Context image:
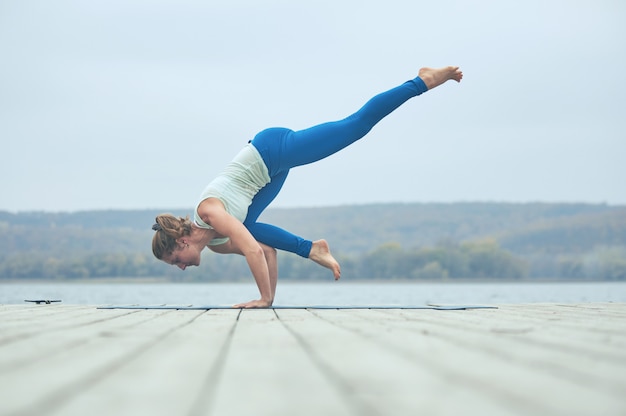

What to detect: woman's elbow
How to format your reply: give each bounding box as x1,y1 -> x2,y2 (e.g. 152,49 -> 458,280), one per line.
244,244 -> 265,259
261,244 -> 277,258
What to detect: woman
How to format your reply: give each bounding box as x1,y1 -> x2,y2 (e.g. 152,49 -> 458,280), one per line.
152,66 -> 463,308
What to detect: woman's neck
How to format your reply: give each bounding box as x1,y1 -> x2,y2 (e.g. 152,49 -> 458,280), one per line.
190,222 -> 217,247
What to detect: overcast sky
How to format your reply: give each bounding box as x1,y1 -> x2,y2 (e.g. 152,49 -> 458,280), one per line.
1,0 -> 625,213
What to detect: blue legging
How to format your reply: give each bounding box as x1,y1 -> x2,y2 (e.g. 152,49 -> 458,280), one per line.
244,76 -> 428,257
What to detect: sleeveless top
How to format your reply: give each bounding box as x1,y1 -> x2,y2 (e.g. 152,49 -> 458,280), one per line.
193,143 -> 271,246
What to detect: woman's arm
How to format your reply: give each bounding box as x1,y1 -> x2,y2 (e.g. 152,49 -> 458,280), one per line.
209,240 -> 278,306
260,244 -> 278,303
198,198 -> 274,308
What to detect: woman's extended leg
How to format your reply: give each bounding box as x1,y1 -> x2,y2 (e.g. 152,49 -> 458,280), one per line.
253,66 -> 462,176
254,77 -> 426,177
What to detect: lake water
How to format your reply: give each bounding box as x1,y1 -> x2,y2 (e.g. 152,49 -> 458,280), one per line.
2,281 -> 626,306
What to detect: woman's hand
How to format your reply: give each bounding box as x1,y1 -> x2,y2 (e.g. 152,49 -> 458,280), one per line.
233,298 -> 273,309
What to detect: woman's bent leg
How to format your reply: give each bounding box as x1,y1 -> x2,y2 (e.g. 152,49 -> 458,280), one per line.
243,169 -> 313,258
245,222 -> 312,258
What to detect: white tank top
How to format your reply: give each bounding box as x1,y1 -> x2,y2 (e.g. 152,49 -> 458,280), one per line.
194,143 -> 271,245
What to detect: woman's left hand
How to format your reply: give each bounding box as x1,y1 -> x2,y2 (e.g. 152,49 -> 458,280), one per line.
233,299 -> 273,309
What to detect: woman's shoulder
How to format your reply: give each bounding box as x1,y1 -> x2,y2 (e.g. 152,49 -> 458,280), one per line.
195,197 -> 227,226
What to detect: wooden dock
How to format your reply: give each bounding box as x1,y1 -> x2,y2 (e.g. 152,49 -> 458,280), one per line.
1,303 -> 625,416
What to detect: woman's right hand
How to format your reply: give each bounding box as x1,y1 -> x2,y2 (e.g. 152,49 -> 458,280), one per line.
233,298 -> 273,309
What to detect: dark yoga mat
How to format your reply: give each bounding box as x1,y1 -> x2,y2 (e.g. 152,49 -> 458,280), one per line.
97,304 -> 497,310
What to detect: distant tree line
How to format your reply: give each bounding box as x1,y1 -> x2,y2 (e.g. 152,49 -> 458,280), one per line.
1,203 -> 625,281
1,240 -> 624,281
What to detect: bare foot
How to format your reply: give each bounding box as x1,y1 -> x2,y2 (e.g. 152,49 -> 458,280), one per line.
418,66 -> 463,90
309,240 -> 341,280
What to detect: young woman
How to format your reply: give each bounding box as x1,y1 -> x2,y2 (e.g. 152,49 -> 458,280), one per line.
152,66 -> 463,308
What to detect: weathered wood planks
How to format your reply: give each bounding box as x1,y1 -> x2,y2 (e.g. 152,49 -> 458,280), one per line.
0,303 -> 624,416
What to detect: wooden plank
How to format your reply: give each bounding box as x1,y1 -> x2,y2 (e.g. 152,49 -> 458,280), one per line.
0,305 -> 96,330
416,305 -> 626,360
1,304 -> 624,416
1,309 -> 205,416
276,308 -> 524,416
208,309 -> 357,416
486,303 -> 626,333
0,308 -> 152,373
384,306 -> 626,392
0,304 -> 135,346
47,309 -> 240,416
309,307 -> 625,416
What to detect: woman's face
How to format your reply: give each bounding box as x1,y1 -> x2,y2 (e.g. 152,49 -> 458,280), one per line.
162,243 -> 201,270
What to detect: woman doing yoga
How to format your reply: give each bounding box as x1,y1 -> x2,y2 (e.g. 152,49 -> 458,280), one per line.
152,66 -> 463,308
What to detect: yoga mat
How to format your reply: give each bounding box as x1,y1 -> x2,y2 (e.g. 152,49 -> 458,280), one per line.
97,304 -> 497,310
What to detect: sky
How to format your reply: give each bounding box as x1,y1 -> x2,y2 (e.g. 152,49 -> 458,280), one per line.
1,0 -> 625,213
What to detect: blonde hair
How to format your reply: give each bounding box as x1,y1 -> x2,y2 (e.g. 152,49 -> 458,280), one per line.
151,214 -> 192,259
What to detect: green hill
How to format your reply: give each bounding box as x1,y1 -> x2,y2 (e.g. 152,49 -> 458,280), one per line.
1,203 -> 624,281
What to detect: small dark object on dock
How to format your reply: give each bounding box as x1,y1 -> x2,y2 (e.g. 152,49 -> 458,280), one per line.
24,300 -> 62,305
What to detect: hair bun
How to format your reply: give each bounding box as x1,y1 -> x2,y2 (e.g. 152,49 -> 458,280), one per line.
152,223 -> 163,231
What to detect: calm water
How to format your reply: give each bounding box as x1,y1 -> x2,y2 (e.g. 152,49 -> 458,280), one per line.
2,281 -> 626,306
